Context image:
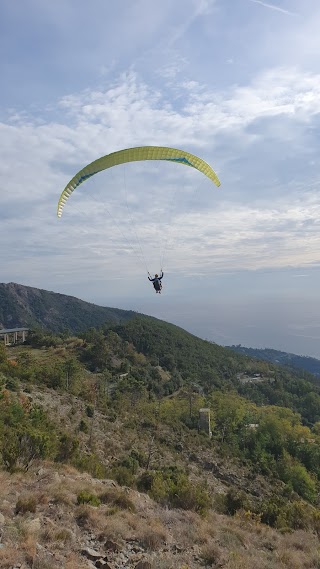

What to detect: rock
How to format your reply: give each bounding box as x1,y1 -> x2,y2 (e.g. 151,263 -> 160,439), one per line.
104,539 -> 120,552
135,561 -> 152,569
82,547 -> 104,560
0,513 -> 5,525
95,561 -> 112,569
130,554 -> 144,564
173,544 -> 183,553
131,545 -> 144,553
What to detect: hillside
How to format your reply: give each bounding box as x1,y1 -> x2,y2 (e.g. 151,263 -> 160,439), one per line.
0,282 -> 136,333
2,324 -> 319,569
3,460 -> 320,569
2,282 -> 320,426
2,332 -> 320,568
228,345 -> 320,378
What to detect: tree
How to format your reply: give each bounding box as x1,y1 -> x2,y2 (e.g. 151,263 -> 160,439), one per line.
63,356 -> 81,390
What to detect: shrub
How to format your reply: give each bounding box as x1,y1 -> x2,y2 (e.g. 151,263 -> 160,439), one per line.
98,488 -> 117,504
278,456 -> 317,503
86,405 -> 94,418
137,467 -> 210,514
77,491 -> 100,507
201,542 -> 224,566
5,378 -> 19,391
54,528 -> 73,542
260,496 -> 318,532
109,465 -> 135,487
99,488 -> 135,511
74,453 -> 106,479
130,449 -> 147,468
120,455 -> 139,474
137,471 -> 153,492
2,428 -> 53,473
79,419 -> 89,433
224,488 -> 249,516
140,526 -> 167,551
56,434 -> 79,462
113,492 -> 136,512
277,500 -> 314,531
15,495 -> 37,514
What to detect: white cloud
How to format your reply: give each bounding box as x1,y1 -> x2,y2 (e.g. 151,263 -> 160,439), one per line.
1,65 -> 320,292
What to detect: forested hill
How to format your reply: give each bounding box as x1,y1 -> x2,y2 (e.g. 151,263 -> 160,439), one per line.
228,345 -> 320,378
0,282 -> 136,333
111,315 -> 251,389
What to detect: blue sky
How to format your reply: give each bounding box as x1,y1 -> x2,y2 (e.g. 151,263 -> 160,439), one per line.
1,0 -> 320,357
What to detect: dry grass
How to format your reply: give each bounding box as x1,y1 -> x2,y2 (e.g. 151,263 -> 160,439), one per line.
15,494 -> 37,514
0,471 -> 11,499
49,485 -> 74,506
56,463 -> 79,476
277,548 -> 311,569
65,552 -> 91,568
0,545 -> 24,569
281,529 -> 318,552
226,549 -> 282,569
54,528 -> 74,543
21,534 -> 37,565
32,556 -> 59,569
113,492 -> 136,512
101,510 -> 138,541
41,525 -> 74,545
99,487 -> 136,511
138,519 -> 169,551
218,524 -> 248,550
98,487 -> 120,503
201,540 -> 226,566
75,504 -> 107,532
3,449 -> 320,569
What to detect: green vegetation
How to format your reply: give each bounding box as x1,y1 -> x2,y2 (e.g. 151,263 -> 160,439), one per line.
0,282 -> 135,333
229,344 -> 320,379
77,490 -> 101,507
137,466 -> 210,514
2,305 -> 320,534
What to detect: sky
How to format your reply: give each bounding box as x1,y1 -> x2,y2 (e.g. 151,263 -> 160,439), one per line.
1,0 -> 320,358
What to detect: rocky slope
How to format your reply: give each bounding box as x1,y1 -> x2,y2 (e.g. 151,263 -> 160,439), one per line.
1,461 -> 320,569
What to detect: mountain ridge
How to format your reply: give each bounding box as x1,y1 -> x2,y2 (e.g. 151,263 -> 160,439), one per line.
0,281 -> 136,333
228,344 -> 320,378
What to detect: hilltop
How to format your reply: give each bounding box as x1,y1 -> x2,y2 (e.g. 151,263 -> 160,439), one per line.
0,282 -> 136,333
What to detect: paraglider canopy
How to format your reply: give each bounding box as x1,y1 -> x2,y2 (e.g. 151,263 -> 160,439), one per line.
57,145 -> 221,217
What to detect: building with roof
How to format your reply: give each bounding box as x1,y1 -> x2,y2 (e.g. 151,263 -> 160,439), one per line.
0,327 -> 29,346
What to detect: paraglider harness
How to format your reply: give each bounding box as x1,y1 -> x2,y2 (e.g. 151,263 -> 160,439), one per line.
148,271 -> 163,293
